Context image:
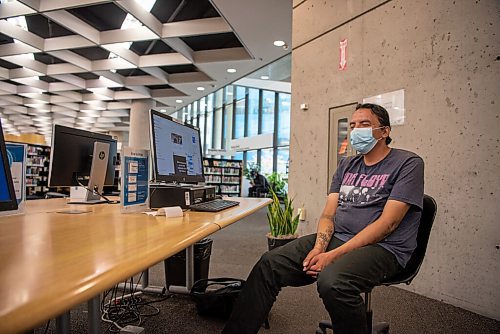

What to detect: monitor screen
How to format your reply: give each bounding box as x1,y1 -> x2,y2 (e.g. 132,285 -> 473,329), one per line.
150,110 -> 204,183
0,119 -> 18,211
48,125 -> 117,187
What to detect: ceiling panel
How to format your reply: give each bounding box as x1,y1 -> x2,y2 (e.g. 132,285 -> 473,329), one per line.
130,40 -> 175,56
150,0 -> 220,23
71,46 -> 111,61
68,3 -> 128,32
33,53 -> 66,65
180,32 -> 242,51
25,15 -> 74,38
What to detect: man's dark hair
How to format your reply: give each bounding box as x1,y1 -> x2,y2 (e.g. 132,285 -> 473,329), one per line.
356,103 -> 392,144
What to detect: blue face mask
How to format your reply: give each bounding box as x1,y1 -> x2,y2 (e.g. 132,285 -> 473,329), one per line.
349,127 -> 384,154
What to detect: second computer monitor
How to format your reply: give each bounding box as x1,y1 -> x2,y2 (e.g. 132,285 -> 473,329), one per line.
48,124 -> 117,188
149,110 -> 204,184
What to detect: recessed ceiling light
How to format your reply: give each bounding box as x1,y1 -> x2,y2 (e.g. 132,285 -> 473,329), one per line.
273,40 -> 285,47
176,99 -> 183,103
227,68 -> 237,73
196,87 -> 205,91
160,109 -> 166,112
260,75 -> 269,80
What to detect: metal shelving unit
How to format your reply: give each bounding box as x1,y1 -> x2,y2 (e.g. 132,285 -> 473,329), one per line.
202,158 -> 242,197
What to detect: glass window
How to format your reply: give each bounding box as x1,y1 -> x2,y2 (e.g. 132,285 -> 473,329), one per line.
276,147 -> 289,177
277,93 -> 291,146
233,151 -> 243,161
247,88 -> 259,137
215,89 -> 223,109
198,97 -> 206,148
245,150 -> 257,170
192,101 -> 198,127
261,91 -> 275,134
181,107 -> 186,122
234,99 -> 245,139
235,86 -> 246,101
179,83 -> 288,174
199,112 -> 206,149
186,104 -> 192,124
260,148 -> 273,175
223,104 -> 233,148
337,118 -> 349,163
207,93 -> 214,113
200,97 -> 206,113
225,85 -> 234,104
205,110 -> 213,152
213,107 -> 223,149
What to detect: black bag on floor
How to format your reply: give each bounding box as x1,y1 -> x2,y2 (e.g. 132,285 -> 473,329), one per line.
190,277 -> 245,319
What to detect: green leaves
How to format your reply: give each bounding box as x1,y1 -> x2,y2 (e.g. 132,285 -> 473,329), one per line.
267,188 -> 300,237
266,172 -> 286,197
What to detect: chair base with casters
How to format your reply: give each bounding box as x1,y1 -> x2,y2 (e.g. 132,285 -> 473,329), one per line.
317,320 -> 389,334
315,195 -> 437,334
315,291 -> 389,334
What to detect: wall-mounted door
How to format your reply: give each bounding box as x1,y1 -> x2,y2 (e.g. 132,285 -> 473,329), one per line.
327,103 -> 358,192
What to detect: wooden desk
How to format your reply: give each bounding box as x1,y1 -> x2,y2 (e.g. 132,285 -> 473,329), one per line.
0,197 -> 270,334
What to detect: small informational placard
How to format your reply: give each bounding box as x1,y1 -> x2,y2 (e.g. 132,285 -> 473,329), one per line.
4,143 -> 26,213
363,89 -> 405,125
230,133 -> 273,152
120,147 -> 149,213
207,148 -> 234,156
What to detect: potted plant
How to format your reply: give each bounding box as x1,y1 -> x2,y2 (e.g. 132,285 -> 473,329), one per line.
266,172 -> 287,199
266,188 -> 300,250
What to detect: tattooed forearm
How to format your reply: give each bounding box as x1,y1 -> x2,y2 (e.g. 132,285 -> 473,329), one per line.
315,225 -> 334,251
316,232 -> 329,250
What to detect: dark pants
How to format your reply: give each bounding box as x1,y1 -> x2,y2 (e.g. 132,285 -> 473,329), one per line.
222,234 -> 402,334
248,186 -> 267,198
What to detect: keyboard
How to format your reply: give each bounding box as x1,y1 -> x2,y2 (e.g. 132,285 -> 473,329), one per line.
189,199 -> 240,212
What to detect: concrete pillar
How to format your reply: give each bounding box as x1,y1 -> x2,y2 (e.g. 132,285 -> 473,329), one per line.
109,131 -> 128,151
129,99 -> 153,150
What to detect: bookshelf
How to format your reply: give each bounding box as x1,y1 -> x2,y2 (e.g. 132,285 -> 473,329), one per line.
203,158 -> 242,197
26,144 -> 51,199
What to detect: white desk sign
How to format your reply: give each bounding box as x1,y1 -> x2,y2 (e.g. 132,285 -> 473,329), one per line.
363,89 -> 405,125
207,148 -> 234,156
230,133 -> 274,152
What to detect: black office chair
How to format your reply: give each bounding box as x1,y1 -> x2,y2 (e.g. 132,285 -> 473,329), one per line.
316,194 -> 437,334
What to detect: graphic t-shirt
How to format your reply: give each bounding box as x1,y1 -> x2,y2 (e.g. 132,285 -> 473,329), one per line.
329,149 -> 424,267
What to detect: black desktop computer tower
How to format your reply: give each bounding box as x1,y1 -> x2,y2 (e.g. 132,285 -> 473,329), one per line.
149,183 -> 216,209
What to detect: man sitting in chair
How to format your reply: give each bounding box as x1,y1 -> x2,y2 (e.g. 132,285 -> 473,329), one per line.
223,103 -> 424,334
248,170 -> 270,197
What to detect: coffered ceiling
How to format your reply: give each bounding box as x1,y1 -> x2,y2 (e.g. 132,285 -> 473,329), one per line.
0,0 -> 291,140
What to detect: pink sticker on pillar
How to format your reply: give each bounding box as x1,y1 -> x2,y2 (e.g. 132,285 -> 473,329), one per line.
339,39 -> 348,70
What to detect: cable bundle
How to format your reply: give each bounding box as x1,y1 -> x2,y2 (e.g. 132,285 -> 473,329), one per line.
101,275 -> 171,333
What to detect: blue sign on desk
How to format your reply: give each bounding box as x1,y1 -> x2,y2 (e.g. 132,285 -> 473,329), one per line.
6,143 -> 26,206
120,147 -> 149,213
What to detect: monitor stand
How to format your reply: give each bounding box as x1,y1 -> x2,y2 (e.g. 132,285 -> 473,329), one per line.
68,142 -> 110,205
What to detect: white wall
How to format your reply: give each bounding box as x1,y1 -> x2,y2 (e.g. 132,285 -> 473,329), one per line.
290,0 -> 499,320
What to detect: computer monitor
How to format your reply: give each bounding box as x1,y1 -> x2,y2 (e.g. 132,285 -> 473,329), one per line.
0,119 -> 18,212
48,125 -> 117,203
149,110 -> 204,184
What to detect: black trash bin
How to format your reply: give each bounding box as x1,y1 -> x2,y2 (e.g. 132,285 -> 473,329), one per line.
164,238 -> 213,288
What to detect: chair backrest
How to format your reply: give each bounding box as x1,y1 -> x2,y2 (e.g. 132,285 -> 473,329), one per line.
382,194 -> 437,285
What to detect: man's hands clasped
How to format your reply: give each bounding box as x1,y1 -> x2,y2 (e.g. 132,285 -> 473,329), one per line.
302,248 -> 341,278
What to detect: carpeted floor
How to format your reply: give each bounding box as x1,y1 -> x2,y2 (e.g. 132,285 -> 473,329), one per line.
33,207 -> 499,333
